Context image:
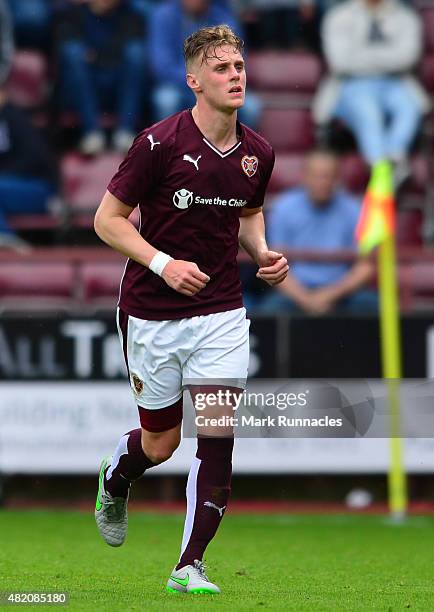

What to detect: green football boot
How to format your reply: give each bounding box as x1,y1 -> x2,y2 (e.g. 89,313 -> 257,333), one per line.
167,560 -> 220,594
95,456 -> 129,547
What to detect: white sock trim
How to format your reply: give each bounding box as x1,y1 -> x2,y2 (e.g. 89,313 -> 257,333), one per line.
179,456 -> 201,558
106,434 -> 129,480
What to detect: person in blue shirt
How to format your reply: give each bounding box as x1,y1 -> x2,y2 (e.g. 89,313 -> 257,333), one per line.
56,0 -> 146,155
260,149 -> 377,315
149,0 -> 262,127
0,88 -> 58,250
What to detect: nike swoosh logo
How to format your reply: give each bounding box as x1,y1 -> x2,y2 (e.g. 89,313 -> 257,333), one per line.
170,574 -> 189,587
95,458 -> 107,511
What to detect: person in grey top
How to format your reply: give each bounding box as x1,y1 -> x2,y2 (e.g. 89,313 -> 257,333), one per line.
313,0 -> 430,185
0,0 -> 13,86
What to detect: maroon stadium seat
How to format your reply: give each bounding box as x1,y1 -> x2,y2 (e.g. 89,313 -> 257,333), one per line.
421,9 -> 434,53
62,153 -> 124,211
58,111 -> 117,130
420,54 -> 434,93
80,262 -> 125,307
396,209 -> 422,246
8,214 -> 62,232
401,261 -> 434,311
259,109 -> 314,152
405,155 -> 429,196
338,154 -> 427,197
62,153 -> 124,226
340,155 -> 369,193
269,153 -> 371,196
0,263 -> 75,309
6,51 -> 48,108
398,263 -> 413,312
248,51 -> 322,93
268,153 -> 304,193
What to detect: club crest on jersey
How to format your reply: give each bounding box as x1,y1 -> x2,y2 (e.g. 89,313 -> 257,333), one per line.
131,374 -> 144,395
241,155 -> 258,177
173,189 -> 194,210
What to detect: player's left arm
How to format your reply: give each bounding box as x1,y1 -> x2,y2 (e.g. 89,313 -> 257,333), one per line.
238,207 -> 288,286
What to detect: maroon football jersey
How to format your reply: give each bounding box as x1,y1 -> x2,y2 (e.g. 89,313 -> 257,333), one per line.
107,110 -> 275,320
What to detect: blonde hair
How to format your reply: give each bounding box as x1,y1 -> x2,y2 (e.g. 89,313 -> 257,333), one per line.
184,24 -> 244,70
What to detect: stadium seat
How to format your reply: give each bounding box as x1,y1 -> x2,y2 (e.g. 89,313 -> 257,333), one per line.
396,209 -> 422,246
259,109 -> 314,152
420,54 -> 434,93
338,154 -> 427,197
61,153 -> 124,227
58,111 -> 117,130
398,263 -> 413,312
339,155 -> 369,193
6,51 -> 48,108
268,153 -> 304,193
248,51 -> 322,93
80,262 -> 125,305
400,261 -> 434,311
421,8 -> 434,53
268,153 -> 371,196
0,263 -> 75,309
405,155 -> 429,196
7,213 -> 62,232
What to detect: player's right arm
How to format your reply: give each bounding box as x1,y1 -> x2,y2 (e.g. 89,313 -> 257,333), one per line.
94,191 -> 209,296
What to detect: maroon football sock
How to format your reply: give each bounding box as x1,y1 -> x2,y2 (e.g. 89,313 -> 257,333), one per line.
177,437 -> 234,569
104,428 -> 156,498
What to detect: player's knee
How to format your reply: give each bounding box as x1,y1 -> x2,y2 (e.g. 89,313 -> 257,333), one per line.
138,400 -> 182,463
143,442 -> 178,465
147,450 -> 172,464
141,429 -> 181,464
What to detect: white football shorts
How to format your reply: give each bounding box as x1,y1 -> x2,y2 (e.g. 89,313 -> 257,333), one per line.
117,307 -> 250,410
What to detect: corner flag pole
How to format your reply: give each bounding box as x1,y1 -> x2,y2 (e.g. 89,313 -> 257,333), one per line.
378,234 -> 407,518
356,160 -> 407,518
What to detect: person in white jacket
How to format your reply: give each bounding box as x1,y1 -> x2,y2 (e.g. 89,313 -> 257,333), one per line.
313,0 -> 430,184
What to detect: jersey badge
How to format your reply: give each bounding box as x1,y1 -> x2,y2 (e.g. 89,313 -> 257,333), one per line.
131,374 -> 144,395
241,155 -> 258,177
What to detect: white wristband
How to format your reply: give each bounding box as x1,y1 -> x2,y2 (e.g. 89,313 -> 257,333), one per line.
149,251 -> 173,276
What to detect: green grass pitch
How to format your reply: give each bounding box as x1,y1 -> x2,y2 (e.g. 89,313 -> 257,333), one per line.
0,510 -> 433,611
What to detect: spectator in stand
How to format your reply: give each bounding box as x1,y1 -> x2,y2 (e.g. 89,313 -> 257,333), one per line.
0,0 -> 13,85
313,0 -> 430,187
56,0 -> 146,155
232,0 -> 322,51
259,150 -> 377,315
0,88 -> 58,250
127,0 -> 153,21
149,0 -> 262,127
6,1 -> 52,50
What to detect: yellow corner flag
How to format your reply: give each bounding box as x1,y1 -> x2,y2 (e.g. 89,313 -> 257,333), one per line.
355,160 -> 407,519
355,160 -> 395,255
